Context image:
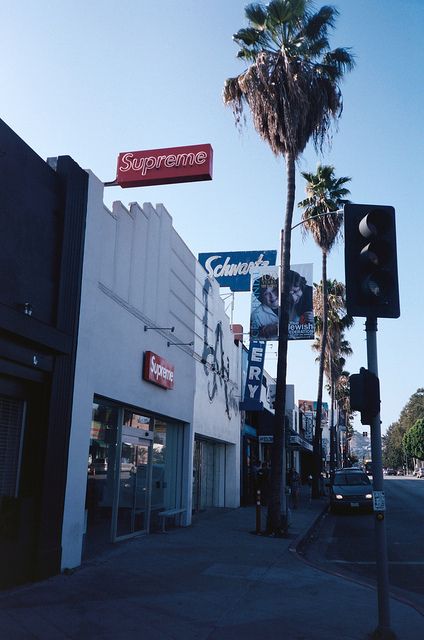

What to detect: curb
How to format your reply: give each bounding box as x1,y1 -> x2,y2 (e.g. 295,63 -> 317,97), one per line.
290,503 -> 424,619
288,499 -> 329,555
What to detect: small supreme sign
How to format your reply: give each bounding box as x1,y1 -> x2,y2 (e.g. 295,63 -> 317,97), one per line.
143,351 -> 175,390
116,143 -> 213,188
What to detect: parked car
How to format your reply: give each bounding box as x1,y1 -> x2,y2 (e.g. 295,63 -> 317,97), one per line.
416,468 -> 424,479
385,468 -> 396,476
329,470 -> 373,513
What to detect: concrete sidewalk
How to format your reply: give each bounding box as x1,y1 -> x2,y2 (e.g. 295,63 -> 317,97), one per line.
0,490 -> 422,639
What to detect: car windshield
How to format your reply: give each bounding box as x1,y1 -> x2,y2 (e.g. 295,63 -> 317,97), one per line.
334,472 -> 370,486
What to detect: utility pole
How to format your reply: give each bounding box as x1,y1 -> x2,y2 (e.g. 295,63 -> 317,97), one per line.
366,318 -> 396,640
344,203 -> 400,639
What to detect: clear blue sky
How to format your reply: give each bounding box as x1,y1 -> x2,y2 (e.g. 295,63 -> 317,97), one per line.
2,0 -> 423,433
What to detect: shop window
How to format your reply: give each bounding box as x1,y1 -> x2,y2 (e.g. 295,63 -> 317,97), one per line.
123,410 -> 152,433
86,402 -> 119,533
150,418 -> 184,528
85,399 -> 184,547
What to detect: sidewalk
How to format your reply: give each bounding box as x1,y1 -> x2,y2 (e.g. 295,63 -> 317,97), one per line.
0,489 -> 422,639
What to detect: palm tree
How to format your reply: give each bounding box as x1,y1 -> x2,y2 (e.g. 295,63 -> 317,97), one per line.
313,279 -> 353,476
298,165 -> 351,496
334,369 -> 354,465
223,1 -> 354,533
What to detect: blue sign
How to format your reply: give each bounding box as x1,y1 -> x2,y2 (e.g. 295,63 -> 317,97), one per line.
240,340 -> 266,411
198,250 -> 277,292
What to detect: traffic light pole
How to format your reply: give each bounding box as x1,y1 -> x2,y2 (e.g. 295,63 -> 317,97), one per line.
366,317 -> 396,640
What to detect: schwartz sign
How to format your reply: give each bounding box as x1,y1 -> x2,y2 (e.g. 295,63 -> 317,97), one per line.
116,143 -> 213,188
198,250 -> 277,292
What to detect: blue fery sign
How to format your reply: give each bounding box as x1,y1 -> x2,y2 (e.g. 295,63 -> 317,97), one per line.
198,250 -> 277,292
240,340 -> 266,411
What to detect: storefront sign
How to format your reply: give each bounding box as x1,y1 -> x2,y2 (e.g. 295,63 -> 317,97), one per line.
143,351 -> 175,390
116,143 -> 213,188
240,340 -> 266,411
259,435 -> 273,443
198,250 -> 277,292
289,434 -> 313,452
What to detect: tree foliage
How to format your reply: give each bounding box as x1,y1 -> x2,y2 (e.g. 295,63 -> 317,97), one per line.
224,2 -> 355,157
382,389 -> 424,468
312,278 -> 353,469
403,418 -> 424,461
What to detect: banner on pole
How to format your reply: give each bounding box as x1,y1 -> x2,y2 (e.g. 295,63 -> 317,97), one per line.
240,340 -> 266,411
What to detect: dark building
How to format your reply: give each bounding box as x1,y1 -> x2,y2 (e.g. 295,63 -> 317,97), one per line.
0,120 -> 88,588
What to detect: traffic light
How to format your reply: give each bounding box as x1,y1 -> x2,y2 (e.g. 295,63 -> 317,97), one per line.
350,367 -> 380,425
344,204 -> 400,318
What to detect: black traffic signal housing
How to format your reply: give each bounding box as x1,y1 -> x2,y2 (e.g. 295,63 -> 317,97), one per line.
350,367 -> 380,425
344,204 -> 400,318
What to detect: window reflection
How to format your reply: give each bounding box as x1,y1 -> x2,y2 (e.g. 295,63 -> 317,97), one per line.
123,410 -> 152,431
85,400 -> 184,552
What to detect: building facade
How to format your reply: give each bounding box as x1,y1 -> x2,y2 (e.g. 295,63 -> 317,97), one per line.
0,120 -> 88,588
61,172 -> 241,570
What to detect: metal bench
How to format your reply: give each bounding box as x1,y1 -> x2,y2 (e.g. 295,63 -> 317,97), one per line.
157,508 -> 186,532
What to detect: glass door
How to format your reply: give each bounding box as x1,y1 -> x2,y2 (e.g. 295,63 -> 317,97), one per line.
115,429 -> 152,540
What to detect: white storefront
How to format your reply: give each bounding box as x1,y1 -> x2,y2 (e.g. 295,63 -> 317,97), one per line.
61,172 -> 241,570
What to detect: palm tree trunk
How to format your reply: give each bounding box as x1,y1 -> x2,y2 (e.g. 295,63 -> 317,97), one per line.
267,151 -> 295,534
312,251 -> 328,498
330,379 -> 336,474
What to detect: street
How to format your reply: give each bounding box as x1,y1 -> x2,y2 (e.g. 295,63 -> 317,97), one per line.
302,476 -> 424,614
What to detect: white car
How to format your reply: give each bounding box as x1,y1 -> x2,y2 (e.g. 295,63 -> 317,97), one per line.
416,468 -> 424,478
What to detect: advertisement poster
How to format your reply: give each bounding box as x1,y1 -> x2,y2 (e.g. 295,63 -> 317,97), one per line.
249,263 -> 314,341
288,263 -> 314,340
250,266 -> 279,341
298,400 -> 329,425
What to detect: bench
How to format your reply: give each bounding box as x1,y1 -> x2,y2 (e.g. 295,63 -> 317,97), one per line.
157,508 -> 186,532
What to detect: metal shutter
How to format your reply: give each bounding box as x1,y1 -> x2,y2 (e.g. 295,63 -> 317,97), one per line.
0,395 -> 26,497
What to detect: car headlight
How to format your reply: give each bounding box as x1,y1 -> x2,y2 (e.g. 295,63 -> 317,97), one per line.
365,493 -> 373,499
335,494 -> 344,500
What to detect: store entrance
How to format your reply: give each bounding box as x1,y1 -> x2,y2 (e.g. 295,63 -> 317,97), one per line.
0,376 -> 49,588
115,430 -> 152,539
192,437 -> 225,512
85,399 -> 185,558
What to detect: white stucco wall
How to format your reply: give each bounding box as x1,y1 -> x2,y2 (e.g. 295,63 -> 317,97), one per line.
62,171 -> 242,569
62,173 -> 198,568
193,262 -> 242,508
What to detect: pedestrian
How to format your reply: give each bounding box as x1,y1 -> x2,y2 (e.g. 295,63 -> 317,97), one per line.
288,467 -> 301,509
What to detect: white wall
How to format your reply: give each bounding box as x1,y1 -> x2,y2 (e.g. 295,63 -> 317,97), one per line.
62,173 -> 197,569
62,171 -> 242,568
192,262 -> 242,508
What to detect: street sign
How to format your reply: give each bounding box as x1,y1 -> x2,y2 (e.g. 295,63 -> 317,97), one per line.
373,490 -> 386,512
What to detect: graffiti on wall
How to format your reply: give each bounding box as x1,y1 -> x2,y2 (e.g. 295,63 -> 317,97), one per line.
201,279 -> 238,418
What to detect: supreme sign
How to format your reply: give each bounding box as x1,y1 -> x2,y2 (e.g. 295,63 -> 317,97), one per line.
116,143 -> 213,188
143,351 -> 175,390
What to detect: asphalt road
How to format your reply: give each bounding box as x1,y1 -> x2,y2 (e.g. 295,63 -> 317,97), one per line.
302,476 -> 424,614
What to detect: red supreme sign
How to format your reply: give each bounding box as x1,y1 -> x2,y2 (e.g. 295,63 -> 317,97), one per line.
116,143 -> 213,188
143,351 -> 175,390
